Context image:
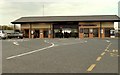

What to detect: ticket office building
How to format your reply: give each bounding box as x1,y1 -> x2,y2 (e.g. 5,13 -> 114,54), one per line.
11,15 -> 120,38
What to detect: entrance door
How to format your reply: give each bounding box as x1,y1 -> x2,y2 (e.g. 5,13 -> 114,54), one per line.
54,28 -> 78,38
62,28 -> 71,38
43,30 -> 48,38
34,30 -> 40,38
84,28 -> 89,38
105,28 -> 110,37
93,28 -> 98,37
24,29 -> 29,38
53,22 -> 79,38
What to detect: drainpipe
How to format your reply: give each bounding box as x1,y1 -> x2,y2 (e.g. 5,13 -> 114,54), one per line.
30,23 -> 32,38
14,24 -> 15,33
100,22 -> 102,38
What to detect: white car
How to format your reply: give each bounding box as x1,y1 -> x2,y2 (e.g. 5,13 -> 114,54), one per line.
0,30 -> 8,39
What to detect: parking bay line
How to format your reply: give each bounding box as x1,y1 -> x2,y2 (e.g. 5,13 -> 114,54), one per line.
6,43 -> 55,60
13,42 -> 19,46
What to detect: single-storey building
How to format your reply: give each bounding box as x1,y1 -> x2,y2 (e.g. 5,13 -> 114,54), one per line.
11,15 -> 120,38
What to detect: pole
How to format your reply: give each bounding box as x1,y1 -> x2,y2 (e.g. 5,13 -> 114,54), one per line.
100,22 -> 102,38
43,1 -> 44,16
14,24 -> 15,32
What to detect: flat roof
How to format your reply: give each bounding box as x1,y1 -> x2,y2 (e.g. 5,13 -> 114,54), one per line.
11,15 -> 120,24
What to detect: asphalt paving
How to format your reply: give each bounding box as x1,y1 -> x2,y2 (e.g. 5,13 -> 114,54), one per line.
1,38 -> 119,73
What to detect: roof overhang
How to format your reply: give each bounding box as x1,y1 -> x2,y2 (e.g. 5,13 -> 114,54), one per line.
11,15 -> 120,24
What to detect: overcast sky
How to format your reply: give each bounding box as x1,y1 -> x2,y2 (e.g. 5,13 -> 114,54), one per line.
0,0 -> 120,26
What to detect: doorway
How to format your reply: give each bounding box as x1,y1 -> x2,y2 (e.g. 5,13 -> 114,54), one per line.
84,28 -> 89,38
43,30 -> 48,38
105,28 -> 110,37
34,29 -> 40,38
24,29 -> 29,38
93,28 -> 98,37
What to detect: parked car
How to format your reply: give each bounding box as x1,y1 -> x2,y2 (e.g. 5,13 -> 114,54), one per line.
7,32 -> 23,39
0,30 -> 8,39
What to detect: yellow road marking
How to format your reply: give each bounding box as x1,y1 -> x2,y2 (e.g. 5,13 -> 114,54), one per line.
101,52 -> 105,56
107,43 -> 112,48
112,50 -> 115,52
96,57 -> 102,61
110,54 -> 114,57
105,49 -> 108,51
115,50 -> 118,52
106,47 -> 109,49
87,64 -> 96,72
87,43 -> 112,72
105,49 -> 109,52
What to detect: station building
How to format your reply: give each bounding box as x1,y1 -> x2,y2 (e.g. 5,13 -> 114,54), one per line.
11,15 -> 120,39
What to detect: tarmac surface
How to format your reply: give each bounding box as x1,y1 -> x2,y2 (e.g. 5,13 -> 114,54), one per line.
1,38 -> 119,73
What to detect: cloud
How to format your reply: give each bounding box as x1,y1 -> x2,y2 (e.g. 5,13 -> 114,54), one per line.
0,0 -> 119,25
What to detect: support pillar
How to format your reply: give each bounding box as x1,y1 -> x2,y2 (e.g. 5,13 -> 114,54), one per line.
29,23 -> 32,38
101,28 -> 105,38
89,33 -> 93,38
98,28 -> 100,38
89,28 -> 93,38
40,30 -> 44,38
79,33 -> 84,38
79,27 -> 84,38
29,29 -> 31,38
31,30 -> 34,39
48,29 -> 53,38
14,24 -> 16,32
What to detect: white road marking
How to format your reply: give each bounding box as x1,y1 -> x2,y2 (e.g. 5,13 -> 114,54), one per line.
8,39 -> 29,42
44,40 -> 86,46
7,39 -> 86,60
62,42 -> 84,45
13,42 -> 19,45
44,40 -> 47,42
106,40 -> 110,43
6,43 -> 55,60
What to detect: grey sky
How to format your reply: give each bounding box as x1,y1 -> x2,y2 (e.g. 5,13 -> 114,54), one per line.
0,0 -> 119,25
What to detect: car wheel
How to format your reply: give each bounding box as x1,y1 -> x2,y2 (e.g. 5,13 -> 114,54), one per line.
17,36 -> 20,39
21,37 -> 23,39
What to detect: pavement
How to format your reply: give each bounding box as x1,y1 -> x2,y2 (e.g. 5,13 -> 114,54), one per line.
1,38 -> 119,73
